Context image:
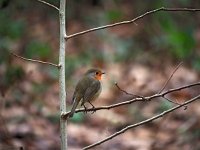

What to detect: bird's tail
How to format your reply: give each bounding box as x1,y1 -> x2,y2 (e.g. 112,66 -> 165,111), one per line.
69,98 -> 79,118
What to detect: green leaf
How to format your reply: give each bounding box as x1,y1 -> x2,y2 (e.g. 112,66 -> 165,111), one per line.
168,31 -> 195,58
25,41 -> 52,58
47,114 -> 60,124
0,13 -> 25,39
158,13 -> 176,33
69,113 -> 85,123
8,20 -> 25,39
5,66 -> 24,84
0,49 -> 9,63
33,83 -> 48,94
46,67 -> 59,79
156,100 -> 173,113
106,9 -> 123,21
192,57 -> 200,71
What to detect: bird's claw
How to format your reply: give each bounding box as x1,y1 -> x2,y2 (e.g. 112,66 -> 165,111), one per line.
91,105 -> 96,114
83,105 -> 88,114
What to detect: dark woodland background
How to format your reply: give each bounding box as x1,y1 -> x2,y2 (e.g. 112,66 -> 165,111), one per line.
0,0 -> 200,150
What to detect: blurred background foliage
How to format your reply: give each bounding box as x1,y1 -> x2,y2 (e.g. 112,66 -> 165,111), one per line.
0,0 -> 200,74
0,0 -> 200,149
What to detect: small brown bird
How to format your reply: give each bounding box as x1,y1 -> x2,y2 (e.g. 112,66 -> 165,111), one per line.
69,68 -> 105,117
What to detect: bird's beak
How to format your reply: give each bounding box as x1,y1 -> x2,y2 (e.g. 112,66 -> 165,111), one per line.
102,72 -> 105,75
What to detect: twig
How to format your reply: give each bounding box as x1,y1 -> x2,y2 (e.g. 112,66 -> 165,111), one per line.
162,82 -> 199,95
115,82 -> 144,99
116,80 -> 187,109
83,95 -> 200,150
162,96 -> 187,110
162,96 -> 181,105
36,0 -> 59,11
158,62 -> 183,94
62,82 -> 200,119
66,7 -> 200,39
115,79 -> 185,107
11,52 -> 60,68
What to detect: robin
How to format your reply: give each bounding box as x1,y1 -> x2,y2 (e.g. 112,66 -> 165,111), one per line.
69,68 -> 105,117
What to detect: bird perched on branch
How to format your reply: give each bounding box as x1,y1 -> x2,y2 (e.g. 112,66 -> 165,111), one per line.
69,68 -> 105,117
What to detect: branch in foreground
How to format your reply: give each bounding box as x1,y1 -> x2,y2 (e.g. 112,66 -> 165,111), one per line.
11,52 -> 60,68
66,7 -> 200,39
36,0 -> 59,11
83,94 -> 200,150
62,82 -> 200,119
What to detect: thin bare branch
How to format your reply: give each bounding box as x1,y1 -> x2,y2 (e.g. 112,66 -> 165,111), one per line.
83,95 -> 200,150
162,82 -> 199,95
115,82 -> 144,99
115,80 -> 185,107
162,96 -> 181,105
159,62 -> 183,94
11,52 -> 60,68
66,7 -> 200,39
162,96 -> 187,110
36,0 -> 59,11
116,80 -> 187,109
62,82 -> 200,119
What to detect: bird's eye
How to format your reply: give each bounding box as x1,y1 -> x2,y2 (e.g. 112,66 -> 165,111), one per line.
96,72 -> 99,75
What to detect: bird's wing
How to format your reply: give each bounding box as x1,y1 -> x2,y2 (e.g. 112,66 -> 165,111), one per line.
69,77 -> 91,117
82,80 -> 101,105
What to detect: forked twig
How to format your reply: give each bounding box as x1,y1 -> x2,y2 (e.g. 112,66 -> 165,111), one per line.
159,62 -> 183,94
115,62 -> 184,106
11,52 -> 60,68
162,96 -> 187,110
115,82 -> 144,99
83,95 -> 200,150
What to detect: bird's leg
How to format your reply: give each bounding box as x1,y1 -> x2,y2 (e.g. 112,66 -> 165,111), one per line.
88,101 -> 96,114
82,104 -> 88,114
